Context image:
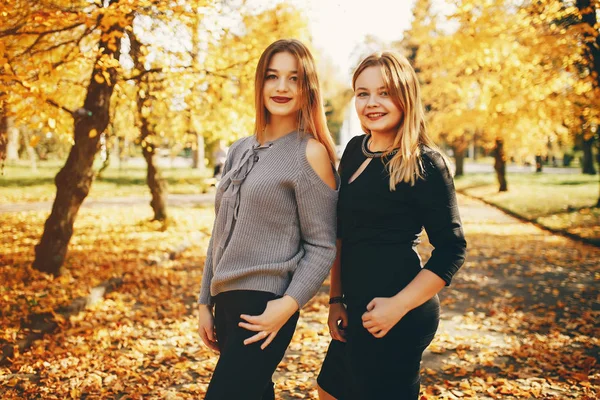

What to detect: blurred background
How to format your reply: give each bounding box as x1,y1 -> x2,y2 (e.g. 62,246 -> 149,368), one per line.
1,2 -> 599,399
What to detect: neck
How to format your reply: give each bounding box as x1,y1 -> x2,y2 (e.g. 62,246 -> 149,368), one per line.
263,113 -> 299,143
369,131 -> 396,152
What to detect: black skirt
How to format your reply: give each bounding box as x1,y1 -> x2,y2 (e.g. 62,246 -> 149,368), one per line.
317,295 -> 440,400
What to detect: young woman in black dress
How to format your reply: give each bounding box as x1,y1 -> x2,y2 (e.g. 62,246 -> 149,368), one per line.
316,51 -> 467,399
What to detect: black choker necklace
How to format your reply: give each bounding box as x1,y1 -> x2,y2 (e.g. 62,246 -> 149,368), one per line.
361,134 -> 399,158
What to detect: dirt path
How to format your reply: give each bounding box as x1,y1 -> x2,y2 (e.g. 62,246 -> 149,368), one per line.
0,193 -> 215,214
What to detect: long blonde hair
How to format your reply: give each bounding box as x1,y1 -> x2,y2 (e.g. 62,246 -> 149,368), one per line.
254,39 -> 336,163
352,51 -> 447,189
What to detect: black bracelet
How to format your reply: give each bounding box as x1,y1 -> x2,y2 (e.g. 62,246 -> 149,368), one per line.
329,296 -> 344,304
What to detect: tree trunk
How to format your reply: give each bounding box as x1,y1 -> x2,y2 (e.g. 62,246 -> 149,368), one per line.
535,155 -> 543,173
33,1 -> 126,276
130,31 -> 167,221
96,134 -> 110,179
6,118 -> 19,161
582,137 -> 596,174
578,0 -> 599,177
0,107 -> 7,166
21,130 -> 38,172
141,137 -> 167,221
451,136 -> 468,177
577,1 -> 600,87
493,138 -> 508,192
191,132 -> 205,170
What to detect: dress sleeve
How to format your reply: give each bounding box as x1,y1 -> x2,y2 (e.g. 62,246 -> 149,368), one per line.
413,150 -> 467,285
284,140 -> 339,308
197,140 -> 241,305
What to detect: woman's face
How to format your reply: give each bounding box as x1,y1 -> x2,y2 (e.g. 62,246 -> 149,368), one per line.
354,66 -> 402,136
263,52 -> 301,119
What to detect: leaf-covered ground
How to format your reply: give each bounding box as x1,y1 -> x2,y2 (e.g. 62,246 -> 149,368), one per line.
0,196 -> 598,399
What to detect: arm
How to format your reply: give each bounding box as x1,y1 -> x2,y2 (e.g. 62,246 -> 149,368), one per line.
197,140 -> 241,350
362,151 -> 467,338
239,139 -> 338,349
327,239 -> 348,342
284,138 -> 338,307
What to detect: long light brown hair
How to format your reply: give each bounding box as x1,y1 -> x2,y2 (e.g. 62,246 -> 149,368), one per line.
352,51 -> 449,189
254,39 -> 336,163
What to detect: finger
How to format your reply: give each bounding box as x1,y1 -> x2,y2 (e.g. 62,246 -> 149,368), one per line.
244,331 -> 268,345
333,327 -> 347,343
330,326 -> 340,341
367,326 -> 380,335
330,329 -> 339,341
374,329 -> 387,339
238,321 -> 262,332
340,313 -> 349,328
207,339 -> 220,352
366,300 -> 376,311
240,314 -> 261,324
362,320 -> 375,329
362,312 -> 372,322
261,331 -> 277,350
199,330 -> 219,352
204,325 -> 215,342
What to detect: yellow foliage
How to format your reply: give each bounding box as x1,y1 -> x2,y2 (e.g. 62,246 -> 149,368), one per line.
404,0 -> 600,155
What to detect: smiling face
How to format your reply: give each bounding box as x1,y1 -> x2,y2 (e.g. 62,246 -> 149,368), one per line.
262,51 -> 301,120
354,66 -> 402,137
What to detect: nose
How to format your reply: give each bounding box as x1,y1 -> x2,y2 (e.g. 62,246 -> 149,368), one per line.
276,77 -> 288,92
366,94 -> 378,107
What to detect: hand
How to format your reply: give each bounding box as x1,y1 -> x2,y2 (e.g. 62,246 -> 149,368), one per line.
238,296 -> 299,350
328,303 -> 348,342
362,297 -> 408,339
198,304 -> 219,352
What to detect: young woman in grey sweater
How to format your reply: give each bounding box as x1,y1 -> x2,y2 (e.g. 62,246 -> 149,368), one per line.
197,39 -> 339,400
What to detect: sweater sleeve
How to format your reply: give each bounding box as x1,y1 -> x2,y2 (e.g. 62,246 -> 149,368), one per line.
414,150 -> 467,285
284,144 -> 339,308
197,140 -> 241,306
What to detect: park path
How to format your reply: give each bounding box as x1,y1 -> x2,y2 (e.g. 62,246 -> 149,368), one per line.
0,193 -> 215,214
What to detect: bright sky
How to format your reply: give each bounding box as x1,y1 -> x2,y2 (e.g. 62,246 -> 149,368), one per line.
304,0 -> 416,78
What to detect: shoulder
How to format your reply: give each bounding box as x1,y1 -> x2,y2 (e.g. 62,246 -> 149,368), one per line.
345,134 -> 365,153
304,138 -> 337,190
306,137 -> 330,162
339,134 -> 365,162
419,145 -> 453,180
230,136 -> 254,151
227,136 -> 253,158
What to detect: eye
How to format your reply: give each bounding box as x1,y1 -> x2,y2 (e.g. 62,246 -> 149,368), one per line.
266,74 -> 277,80
380,91 -> 389,96
289,76 -> 298,82
356,92 -> 368,97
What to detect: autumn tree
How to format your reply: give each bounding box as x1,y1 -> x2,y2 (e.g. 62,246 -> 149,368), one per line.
410,0 -> 592,191
30,0 -> 131,275
575,0 -> 600,179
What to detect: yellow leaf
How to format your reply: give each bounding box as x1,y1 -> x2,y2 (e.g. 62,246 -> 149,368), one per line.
89,129 -> 98,138
29,136 -> 40,147
48,118 -> 56,129
94,74 -> 105,84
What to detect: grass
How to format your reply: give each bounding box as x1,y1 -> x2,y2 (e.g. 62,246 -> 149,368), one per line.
2,160 -> 598,244
454,172 -> 600,244
0,161 -> 214,204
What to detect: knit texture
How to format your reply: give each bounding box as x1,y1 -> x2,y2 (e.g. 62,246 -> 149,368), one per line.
198,131 -> 339,308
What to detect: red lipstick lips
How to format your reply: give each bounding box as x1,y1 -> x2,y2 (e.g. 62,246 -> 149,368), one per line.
272,97 -> 292,103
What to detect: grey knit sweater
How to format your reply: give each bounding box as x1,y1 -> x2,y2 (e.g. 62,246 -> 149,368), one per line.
198,131 -> 339,308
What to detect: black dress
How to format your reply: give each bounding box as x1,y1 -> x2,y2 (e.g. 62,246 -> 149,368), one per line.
317,135 -> 467,400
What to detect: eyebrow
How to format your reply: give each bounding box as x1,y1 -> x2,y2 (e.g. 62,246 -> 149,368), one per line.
266,68 -> 298,73
355,86 -> 387,91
